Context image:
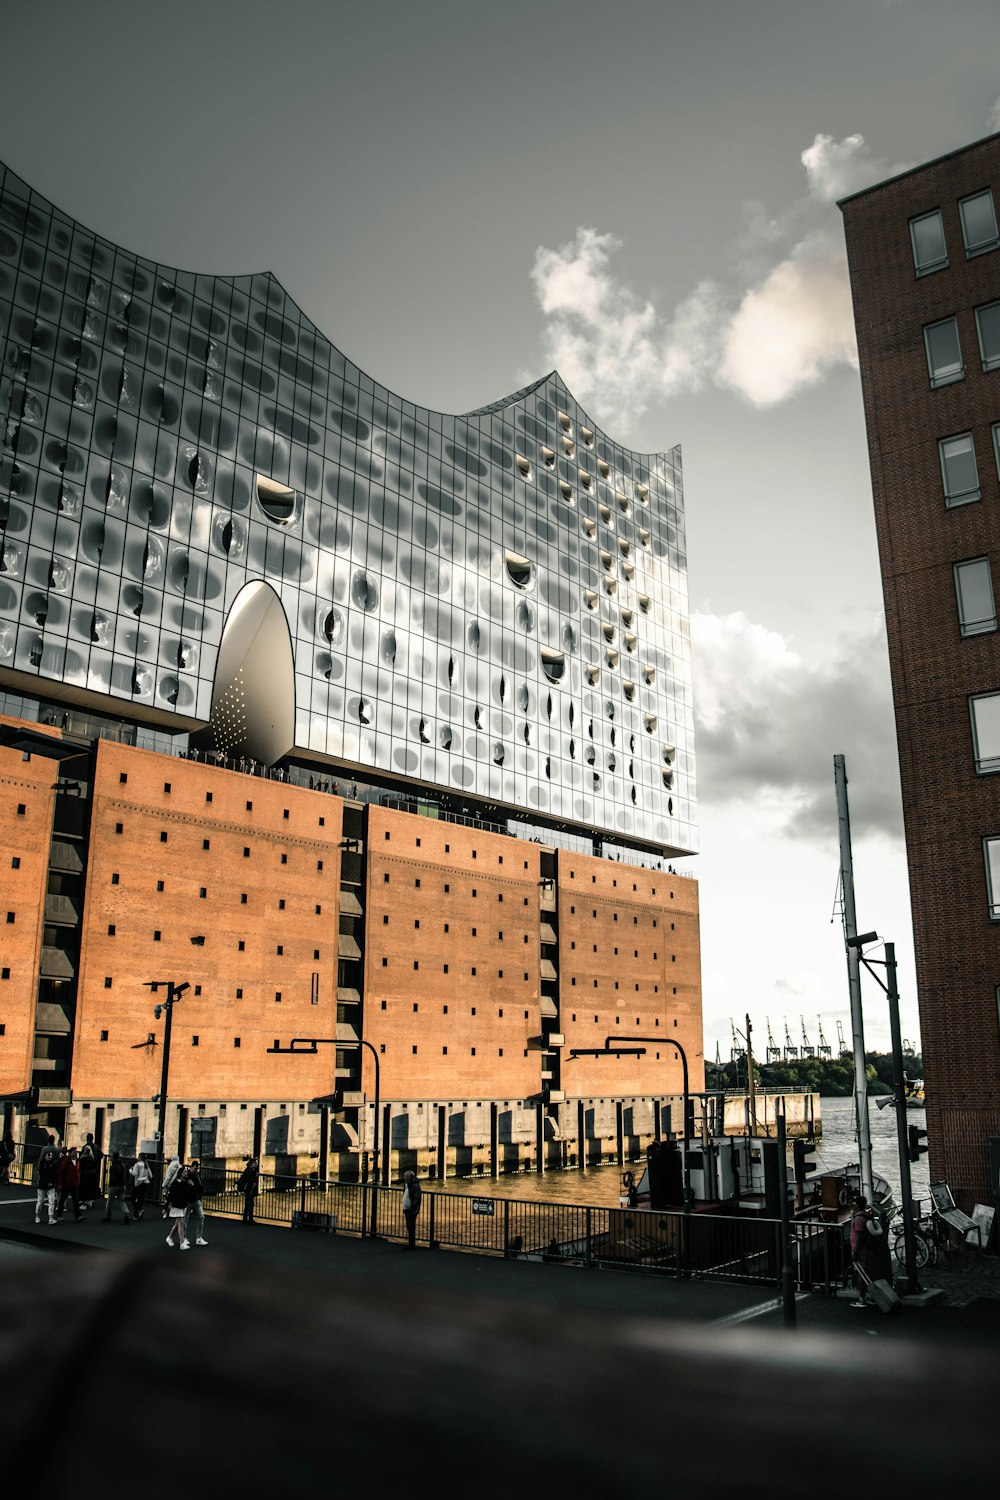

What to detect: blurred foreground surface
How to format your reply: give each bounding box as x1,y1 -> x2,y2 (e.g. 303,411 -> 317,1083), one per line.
1,1249 -> 997,1498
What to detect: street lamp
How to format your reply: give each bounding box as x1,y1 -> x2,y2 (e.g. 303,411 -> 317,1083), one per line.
145,979 -> 189,1162
846,932 -> 920,1295
267,1035 -> 381,1234
567,1034 -> 693,1210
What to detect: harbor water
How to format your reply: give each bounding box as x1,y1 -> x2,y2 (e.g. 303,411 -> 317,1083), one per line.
427,1095 -> 931,1211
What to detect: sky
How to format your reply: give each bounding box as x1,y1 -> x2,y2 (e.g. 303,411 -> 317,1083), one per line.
4,0 -> 999,1062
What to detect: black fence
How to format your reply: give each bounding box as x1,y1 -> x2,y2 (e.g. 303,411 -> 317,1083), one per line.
6,1148 -> 846,1292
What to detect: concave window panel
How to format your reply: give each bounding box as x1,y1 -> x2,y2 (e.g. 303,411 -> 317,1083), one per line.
601,621 -> 616,642
983,836 -> 1000,919
954,557 -> 996,637
540,648 -> 566,683
939,432 -> 980,506
975,301 -> 1000,372
580,427 -> 595,447
637,594 -> 651,614
582,516 -> 597,538
597,459 -> 610,478
623,681 -> 636,702
255,474 -> 298,524
583,589 -> 599,611
970,692 -> 1000,774
541,446 -> 556,468
515,454 -> 532,478
909,209 -> 948,275
559,480 -> 574,502
585,663 -> 600,685
504,551 -> 535,590
599,504 -> 612,523
960,190 -> 999,257
558,411 -> 572,432
924,317 -> 963,388
636,483 -> 649,502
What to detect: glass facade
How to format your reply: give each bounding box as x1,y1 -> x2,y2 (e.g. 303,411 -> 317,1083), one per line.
0,161 -> 696,855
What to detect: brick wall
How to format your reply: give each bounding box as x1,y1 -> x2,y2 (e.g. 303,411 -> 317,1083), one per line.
842,134 -> 1000,1207
0,715 -> 58,1093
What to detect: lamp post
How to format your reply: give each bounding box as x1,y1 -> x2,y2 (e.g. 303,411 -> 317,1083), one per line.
567,1034 -> 693,1210
847,932 -> 920,1295
267,1035 -> 381,1235
145,979 -> 189,1165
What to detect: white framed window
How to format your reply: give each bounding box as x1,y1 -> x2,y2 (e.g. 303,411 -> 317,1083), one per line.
939,432 -> 980,506
976,301 -> 1000,372
983,837 -> 1000,919
971,693 -> 1000,773
960,190 -> 999,257
955,557 -> 996,637
924,317 -> 964,387
910,209 -> 948,275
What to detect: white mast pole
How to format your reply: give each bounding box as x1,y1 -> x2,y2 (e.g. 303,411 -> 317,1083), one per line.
834,754 -> 874,1203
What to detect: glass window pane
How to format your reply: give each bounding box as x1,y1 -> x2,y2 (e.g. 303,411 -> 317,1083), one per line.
971,693 -> 1000,772
910,210 -> 947,273
924,318 -> 963,386
960,190 -> 999,255
985,838 -> 1000,918
975,301 -> 1000,371
955,558 -> 996,637
939,432 -> 980,505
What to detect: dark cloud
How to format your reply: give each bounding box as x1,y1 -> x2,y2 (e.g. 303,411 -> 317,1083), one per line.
693,611 -> 903,842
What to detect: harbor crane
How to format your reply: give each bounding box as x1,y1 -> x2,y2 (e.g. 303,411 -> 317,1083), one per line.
783,1017 -> 798,1061
729,1017 -> 745,1065
903,1037 -> 916,1056
816,1017 -> 832,1059
836,1019 -> 850,1058
765,1017 -> 782,1063
800,1015 -> 815,1059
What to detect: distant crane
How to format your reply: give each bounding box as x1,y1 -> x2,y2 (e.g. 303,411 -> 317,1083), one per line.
765,1017 -> 782,1063
836,1020 -> 850,1058
816,1016 -> 832,1059
714,1038 -> 722,1068
730,1017 -> 745,1065
903,1037 -> 917,1056
783,1017 -> 798,1061
800,1015 -> 815,1059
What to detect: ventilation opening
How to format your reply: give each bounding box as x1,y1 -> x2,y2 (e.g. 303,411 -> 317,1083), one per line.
603,577 -> 617,596
584,590 -> 599,611
582,516 -> 597,538
540,648 -> 566,683
618,538 -> 631,556
597,459 -> 610,478
581,427 -> 594,447
602,622 -> 616,642
639,527 -> 651,547
439,725 -> 453,750
585,663 -> 600,685
662,769 -> 674,789
255,474 -> 297,524
600,550 -> 614,572
663,742 -> 675,763
624,633 -> 637,653
620,608 -> 633,627
541,446 -> 556,468
606,648 -> 619,669
493,743 -> 505,765
622,560 -> 636,580
638,594 -> 651,614
623,681 -> 636,702
644,666 -> 656,686
599,503 -> 612,523
559,480 -> 574,503
558,411 -> 572,433
644,713 -> 657,732
515,454 -> 532,479
579,470 -> 592,490
636,483 -> 649,501
505,551 -> 535,590
617,492 -> 629,512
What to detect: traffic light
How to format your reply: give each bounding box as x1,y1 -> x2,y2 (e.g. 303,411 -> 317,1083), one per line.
793,1138 -> 818,1186
907,1125 -> 928,1162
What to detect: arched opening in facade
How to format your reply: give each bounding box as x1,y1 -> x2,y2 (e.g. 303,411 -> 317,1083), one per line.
205,580 -> 296,766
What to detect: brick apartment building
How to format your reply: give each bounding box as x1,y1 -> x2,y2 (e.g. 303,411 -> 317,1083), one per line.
841,132 -> 1000,1210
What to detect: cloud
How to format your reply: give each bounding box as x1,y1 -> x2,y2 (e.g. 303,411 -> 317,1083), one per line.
529,132 -> 906,426
800,132 -> 910,203
691,609 -> 903,841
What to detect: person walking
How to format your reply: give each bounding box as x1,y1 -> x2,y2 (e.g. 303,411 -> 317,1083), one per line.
184,1159 -> 208,1246
103,1151 -> 132,1224
56,1147 -> 84,1221
78,1144 -> 100,1209
130,1153 -> 152,1221
161,1153 -> 182,1214
236,1157 -> 259,1225
401,1169 -> 422,1250
0,1127 -> 15,1184
165,1165 -> 194,1249
849,1193 -> 883,1308
34,1145 -> 59,1225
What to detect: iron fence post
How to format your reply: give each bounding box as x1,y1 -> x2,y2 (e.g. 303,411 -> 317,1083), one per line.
503,1198 -> 510,1258
428,1191 -> 436,1249
360,1181 -> 368,1239
585,1207 -> 592,1267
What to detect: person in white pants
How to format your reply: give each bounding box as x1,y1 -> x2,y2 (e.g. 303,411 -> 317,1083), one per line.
34,1146 -> 59,1225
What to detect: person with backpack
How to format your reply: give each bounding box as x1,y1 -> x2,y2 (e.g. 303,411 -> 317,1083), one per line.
165,1164 -> 195,1249
130,1153 -> 153,1221
184,1159 -> 209,1246
103,1151 -> 132,1223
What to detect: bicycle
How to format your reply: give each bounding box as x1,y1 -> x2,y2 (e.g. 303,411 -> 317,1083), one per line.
890,1200 -> 938,1270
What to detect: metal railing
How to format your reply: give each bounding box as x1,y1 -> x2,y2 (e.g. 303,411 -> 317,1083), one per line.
4,1149 -> 845,1292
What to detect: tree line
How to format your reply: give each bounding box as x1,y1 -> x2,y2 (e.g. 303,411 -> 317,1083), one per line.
704,1052 -> 923,1098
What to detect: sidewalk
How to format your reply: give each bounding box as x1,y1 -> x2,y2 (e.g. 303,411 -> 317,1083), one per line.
2,1181 -> 997,1344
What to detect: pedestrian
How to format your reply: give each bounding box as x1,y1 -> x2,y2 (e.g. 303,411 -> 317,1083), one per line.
0,1128 -> 14,1184
184,1159 -> 209,1246
849,1193 -> 882,1308
161,1153 -> 182,1212
83,1131 -> 103,1207
165,1165 -> 194,1249
103,1151 -> 132,1223
56,1146 -> 84,1221
130,1152 -> 152,1221
34,1145 -> 59,1225
401,1169 -> 422,1250
236,1156 -> 259,1224
78,1143 -> 100,1208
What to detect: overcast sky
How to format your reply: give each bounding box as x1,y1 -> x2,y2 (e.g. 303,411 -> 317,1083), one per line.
5,0 -> 999,1061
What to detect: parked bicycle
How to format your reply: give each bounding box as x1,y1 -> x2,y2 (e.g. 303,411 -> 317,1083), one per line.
890,1200 -> 938,1270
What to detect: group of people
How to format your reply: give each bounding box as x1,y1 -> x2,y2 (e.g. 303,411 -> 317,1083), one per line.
31,1136 -> 154,1226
